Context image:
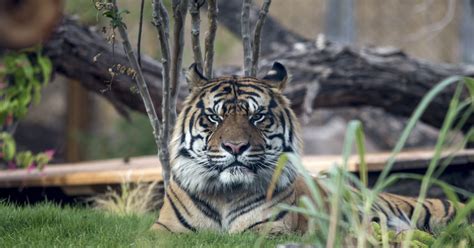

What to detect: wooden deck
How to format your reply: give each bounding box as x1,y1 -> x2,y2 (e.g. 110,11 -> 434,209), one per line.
0,149 -> 473,188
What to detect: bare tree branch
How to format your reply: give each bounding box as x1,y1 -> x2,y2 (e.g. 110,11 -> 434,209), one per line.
189,0 -> 204,71
137,0 -> 145,66
204,0 -> 218,78
250,0 -> 271,76
241,0 -> 252,76
110,1 -> 162,174
170,0 -> 188,126
217,0 -> 306,56
152,0 -> 172,188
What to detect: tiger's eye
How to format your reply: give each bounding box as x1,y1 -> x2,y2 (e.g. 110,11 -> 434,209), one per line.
207,114 -> 221,124
250,114 -> 265,124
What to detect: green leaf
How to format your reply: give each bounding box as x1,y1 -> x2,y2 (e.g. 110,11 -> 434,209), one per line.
1,132 -> 16,161
37,55 -> 52,85
464,77 -> 474,100
15,151 -> 34,168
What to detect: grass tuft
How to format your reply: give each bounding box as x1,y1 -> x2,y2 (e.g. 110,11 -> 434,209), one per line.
89,180 -> 163,215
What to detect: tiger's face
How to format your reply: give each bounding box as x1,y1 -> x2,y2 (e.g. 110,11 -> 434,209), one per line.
171,62 -> 301,195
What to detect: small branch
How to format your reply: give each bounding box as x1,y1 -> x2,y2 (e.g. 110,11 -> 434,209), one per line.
301,80 -> 320,125
301,68 -> 330,124
170,0 -> 188,125
152,0 -> 172,188
111,1 -> 162,174
250,0 -> 271,76
189,0 -> 204,71
137,0 -> 145,66
241,0 -> 252,76
204,0 -> 218,78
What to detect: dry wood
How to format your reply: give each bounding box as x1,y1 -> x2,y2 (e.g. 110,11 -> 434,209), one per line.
251,0 -> 271,76
189,0 -> 205,71
204,0 -> 218,78
241,0 -> 252,76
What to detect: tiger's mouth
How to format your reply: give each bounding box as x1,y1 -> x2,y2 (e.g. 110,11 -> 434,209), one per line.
220,161 -> 255,173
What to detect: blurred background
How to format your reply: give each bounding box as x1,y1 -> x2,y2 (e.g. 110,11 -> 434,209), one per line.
12,0 -> 472,164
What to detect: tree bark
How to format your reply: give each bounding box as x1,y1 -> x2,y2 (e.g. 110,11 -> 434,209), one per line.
43,18 -> 474,132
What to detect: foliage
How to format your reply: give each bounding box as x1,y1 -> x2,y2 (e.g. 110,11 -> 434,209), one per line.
0,132 -> 54,171
94,0 -> 130,29
0,49 -> 52,126
0,49 -> 53,171
270,76 -> 474,247
0,202 -> 302,247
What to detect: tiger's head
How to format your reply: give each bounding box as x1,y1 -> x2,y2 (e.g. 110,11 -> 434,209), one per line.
171,62 -> 301,195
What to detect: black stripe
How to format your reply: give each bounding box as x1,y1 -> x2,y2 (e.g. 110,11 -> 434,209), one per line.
379,195 -> 409,222
168,186 -> 191,216
180,107 -> 191,143
188,193 -> 222,226
373,202 -> 391,220
422,203 -> 432,230
441,199 -> 452,218
390,195 -> 415,221
243,210 -> 288,232
267,189 -> 295,209
227,195 -> 266,225
284,109 -> 294,143
240,84 -> 266,93
379,195 -> 411,227
166,194 -> 196,232
154,221 -> 173,232
178,148 -> 192,159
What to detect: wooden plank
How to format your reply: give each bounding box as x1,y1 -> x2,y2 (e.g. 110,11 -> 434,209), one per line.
0,149 -> 473,188
0,157 -> 162,188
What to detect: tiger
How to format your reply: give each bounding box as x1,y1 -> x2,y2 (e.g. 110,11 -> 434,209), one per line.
151,62 -> 464,234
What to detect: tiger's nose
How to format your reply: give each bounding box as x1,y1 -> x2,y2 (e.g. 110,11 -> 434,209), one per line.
222,141 -> 250,155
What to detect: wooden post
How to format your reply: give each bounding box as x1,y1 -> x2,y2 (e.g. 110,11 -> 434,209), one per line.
65,80 -> 91,162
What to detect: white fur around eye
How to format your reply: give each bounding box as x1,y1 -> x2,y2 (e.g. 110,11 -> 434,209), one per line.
207,114 -> 220,125
251,114 -> 265,124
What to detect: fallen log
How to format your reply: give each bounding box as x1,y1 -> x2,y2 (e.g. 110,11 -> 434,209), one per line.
43,18 -> 474,132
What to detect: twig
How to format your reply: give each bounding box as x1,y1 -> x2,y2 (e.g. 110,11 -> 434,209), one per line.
204,0 -> 218,78
241,0 -> 252,76
170,0 -> 188,126
251,0 -> 271,76
137,0 -> 145,67
152,0 -> 172,188
110,1 -> 162,180
189,0 -> 204,71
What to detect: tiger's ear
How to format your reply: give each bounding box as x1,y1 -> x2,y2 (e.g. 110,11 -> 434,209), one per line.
186,63 -> 208,90
262,62 -> 289,90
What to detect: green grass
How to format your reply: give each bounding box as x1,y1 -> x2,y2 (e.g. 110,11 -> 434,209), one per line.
275,76 -> 474,247
0,202 -> 303,248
